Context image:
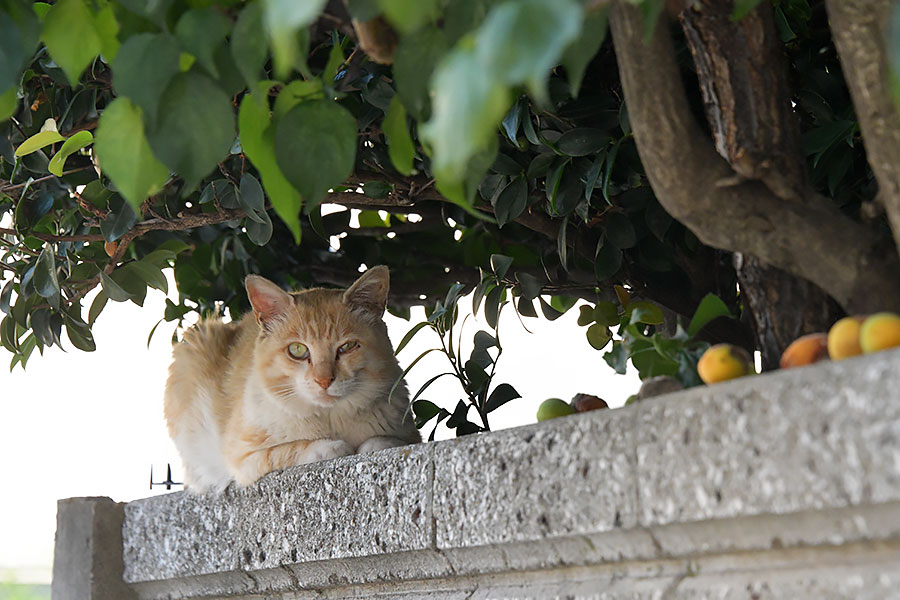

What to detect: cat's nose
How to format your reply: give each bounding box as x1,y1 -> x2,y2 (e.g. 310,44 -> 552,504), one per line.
313,375 -> 334,389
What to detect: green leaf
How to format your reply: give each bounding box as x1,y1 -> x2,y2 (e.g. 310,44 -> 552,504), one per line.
88,291 -> 108,325
539,297 -> 563,321
594,300 -> 619,327
484,383 -> 520,413
577,305 -> 595,327
606,212 -> 636,249
99,196 -> 138,242
94,98 -> 170,213
175,8 -> 231,79
550,295 -> 577,314
627,301 -> 664,325
594,238 -> 621,280
130,260 -> 168,294
42,0 -> 101,85
65,317 -> 95,351
556,128 -> 608,157
388,347 -> 443,402
273,79 -> 324,120
112,33 -> 180,126
586,322 -> 611,350
48,130 -> 93,176
412,399 -> 441,428
515,271 -> 542,301
93,3 -> 119,62
421,46 -> 510,186
392,25 -> 449,120
117,0 -> 172,26
464,359 -> 488,394
245,209 -> 273,246
602,136 -> 622,204
263,0 -> 326,78
147,72 -> 235,191
490,254 -> 513,279
484,285 -> 503,328
377,0 -> 438,33
561,7 -> 607,97
0,86 -> 17,122
99,270 -> 132,302
493,176 -> 527,228
395,320 -> 431,355
14,129 -> 64,157
238,91 -> 303,243
732,0 -> 764,20
110,265 -> 147,306
383,95 -> 415,175
687,293 -> 733,338
232,2 -> 267,88
33,246 -> 59,299
274,99 -> 357,208
236,173 -> 266,224
474,0 -> 582,101
0,2 -> 40,93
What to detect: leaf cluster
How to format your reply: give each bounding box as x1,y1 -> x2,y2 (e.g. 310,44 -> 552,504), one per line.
0,0 -> 882,378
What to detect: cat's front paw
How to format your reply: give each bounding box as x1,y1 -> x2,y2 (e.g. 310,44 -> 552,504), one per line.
358,436 -> 408,454
301,439 -> 355,464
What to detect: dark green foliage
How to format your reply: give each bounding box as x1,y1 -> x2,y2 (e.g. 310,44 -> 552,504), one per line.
0,1 -> 890,438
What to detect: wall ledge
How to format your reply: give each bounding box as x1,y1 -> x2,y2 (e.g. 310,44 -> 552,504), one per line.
55,349 -> 900,598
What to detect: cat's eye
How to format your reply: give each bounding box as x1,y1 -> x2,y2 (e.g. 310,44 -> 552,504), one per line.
287,342 -> 309,360
337,341 -> 358,357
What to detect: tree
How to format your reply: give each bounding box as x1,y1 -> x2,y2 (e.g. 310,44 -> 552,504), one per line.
1,0 -> 898,383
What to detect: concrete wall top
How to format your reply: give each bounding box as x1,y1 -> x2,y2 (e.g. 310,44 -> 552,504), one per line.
119,349 -> 900,598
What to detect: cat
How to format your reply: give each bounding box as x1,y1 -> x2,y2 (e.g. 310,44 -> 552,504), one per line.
164,266 -> 421,493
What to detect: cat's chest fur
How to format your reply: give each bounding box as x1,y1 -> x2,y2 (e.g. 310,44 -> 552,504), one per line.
164,267 -> 421,493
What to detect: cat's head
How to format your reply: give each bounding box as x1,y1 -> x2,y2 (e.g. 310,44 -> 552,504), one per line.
244,267 -> 400,410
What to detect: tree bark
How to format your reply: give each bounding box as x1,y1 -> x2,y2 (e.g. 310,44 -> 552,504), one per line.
608,1 -> 900,315
677,0 -> 843,368
826,0 -> 900,257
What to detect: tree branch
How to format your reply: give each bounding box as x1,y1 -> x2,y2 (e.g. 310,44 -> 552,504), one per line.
825,0 -> 900,256
0,228 -> 103,243
608,1 -> 900,313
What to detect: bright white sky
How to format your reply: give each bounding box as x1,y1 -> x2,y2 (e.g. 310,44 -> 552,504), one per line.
0,267 -> 638,585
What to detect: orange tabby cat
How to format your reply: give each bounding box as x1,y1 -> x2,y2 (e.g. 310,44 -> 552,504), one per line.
164,266 -> 420,493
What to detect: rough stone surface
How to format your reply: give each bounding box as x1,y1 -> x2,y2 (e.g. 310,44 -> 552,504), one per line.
64,349 -> 900,598
433,402 -> 637,549
123,443 -> 432,582
634,350 -> 900,526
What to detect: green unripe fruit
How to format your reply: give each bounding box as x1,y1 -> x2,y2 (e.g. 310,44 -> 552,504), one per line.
536,398 -> 575,422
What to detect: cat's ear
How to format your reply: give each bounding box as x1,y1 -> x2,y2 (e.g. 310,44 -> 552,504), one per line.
343,266 -> 389,315
245,275 -> 293,329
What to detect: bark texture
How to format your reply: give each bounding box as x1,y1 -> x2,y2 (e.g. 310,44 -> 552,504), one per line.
608,1 -> 900,315
826,0 -> 900,255
677,0 -> 843,368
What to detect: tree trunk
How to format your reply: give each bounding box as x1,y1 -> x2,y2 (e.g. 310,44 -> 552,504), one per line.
676,0 -> 844,368
607,1 -> 900,315
826,0 -> 900,257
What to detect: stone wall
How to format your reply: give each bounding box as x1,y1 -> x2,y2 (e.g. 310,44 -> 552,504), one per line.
53,349 -> 900,599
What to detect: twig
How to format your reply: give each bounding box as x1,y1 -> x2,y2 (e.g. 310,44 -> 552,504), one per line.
0,228 -> 103,243
0,167 -> 93,194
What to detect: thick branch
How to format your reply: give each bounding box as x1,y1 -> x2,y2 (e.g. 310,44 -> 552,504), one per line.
608,1 -> 900,313
677,0 -> 843,368
826,0 -> 900,255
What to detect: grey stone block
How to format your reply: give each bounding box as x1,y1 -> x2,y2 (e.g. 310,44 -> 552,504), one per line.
106,348 -> 900,600
433,405 -> 638,549
634,349 -> 900,527
123,443 -> 432,582
51,497 -> 136,600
